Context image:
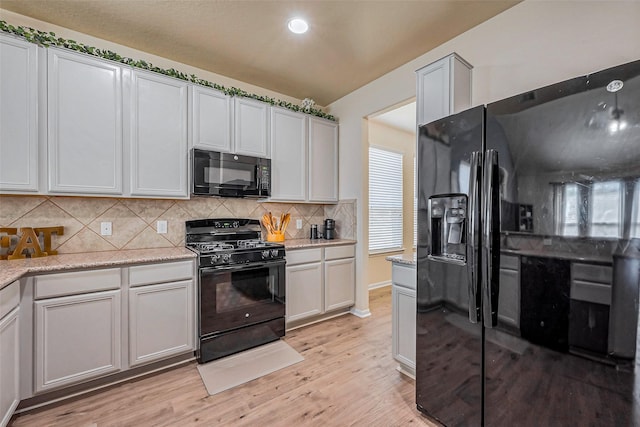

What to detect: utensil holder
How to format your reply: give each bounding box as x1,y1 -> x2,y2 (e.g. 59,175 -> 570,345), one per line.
266,231 -> 285,242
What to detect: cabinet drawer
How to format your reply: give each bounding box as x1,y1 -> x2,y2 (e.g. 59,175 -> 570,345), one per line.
287,248 -> 322,265
392,264 -> 416,290
0,280 -> 20,319
129,260 -> 194,287
571,280 -> 611,305
572,263 -> 612,284
500,255 -> 519,270
35,268 -> 121,299
325,245 -> 355,261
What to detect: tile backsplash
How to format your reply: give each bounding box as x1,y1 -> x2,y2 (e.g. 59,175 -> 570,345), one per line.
0,195 -> 356,255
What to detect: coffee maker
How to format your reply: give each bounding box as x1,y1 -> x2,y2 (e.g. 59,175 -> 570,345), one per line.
323,219 -> 335,240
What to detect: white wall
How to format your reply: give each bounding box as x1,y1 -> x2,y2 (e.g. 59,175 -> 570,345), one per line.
329,0 -> 640,313
367,120 -> 415,288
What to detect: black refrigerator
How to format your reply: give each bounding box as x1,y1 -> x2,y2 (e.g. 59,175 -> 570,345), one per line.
416,59 -> 640,426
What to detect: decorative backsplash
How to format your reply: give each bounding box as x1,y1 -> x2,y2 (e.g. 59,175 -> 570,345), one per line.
0,195 -> 356,255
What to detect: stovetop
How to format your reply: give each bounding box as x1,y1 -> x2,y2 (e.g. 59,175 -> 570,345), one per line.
188,239 -> 281,254
185,218 -> 285,267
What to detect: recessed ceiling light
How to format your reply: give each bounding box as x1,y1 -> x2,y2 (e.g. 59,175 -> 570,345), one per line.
288,18 -> 308,34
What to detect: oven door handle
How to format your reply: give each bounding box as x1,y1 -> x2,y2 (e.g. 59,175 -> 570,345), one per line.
200,260 -> 286,273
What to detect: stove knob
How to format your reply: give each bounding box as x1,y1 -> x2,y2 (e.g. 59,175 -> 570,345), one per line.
233,221 -> 240,228
261,250 -> 270,259
222,253 -> 231,262
210,254 -> 220,264
271,249 -> 279,257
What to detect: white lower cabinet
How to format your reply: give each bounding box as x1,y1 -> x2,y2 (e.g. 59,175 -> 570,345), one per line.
1,281 -> 20,427
129,280 -> 194,367
34,290 -> 121,392
324,256 -> 355,312
286,245 -> 355,326
391,262 -> 416,376
128,260 -> 195,367
286,262 -> 323,322
29,259 -> 194,398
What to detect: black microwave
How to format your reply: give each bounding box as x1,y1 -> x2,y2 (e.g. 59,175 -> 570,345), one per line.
191,149 -> 271,198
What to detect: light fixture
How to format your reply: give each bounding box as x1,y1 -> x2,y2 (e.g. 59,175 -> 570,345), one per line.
287,18 -> 308,34
586,79 -> 627,133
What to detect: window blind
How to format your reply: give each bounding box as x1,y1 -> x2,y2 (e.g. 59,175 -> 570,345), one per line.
369,147 -> 403,253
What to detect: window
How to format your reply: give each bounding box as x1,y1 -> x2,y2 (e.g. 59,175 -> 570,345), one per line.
555,180 -> 624,238
562,183 -> 579,236
590,181 -> 622,237
369,147 -> 403,253
631,180 -> 640,238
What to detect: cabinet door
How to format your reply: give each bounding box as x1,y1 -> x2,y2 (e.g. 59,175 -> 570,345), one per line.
234,97 -> 269,158
190,85 -> 232,152
520,257 -> 570,352
270,107 -> 307,201
286,262 -> 323,322
129,280 -> 194,367
416,53 -> 472,126
498,268 -> 520,328
416,57 -> 450,126
129,70 -> 188,198
308,117 -> 338,202
324,257 -> 355,311
48,49 -> 122,194
34,290 -> 121,392
0,35 -> 38,192
0,308 -> 19,427
392,285 -> 416,370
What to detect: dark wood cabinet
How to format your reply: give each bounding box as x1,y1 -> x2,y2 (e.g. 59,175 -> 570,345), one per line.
520,256 -> 570,352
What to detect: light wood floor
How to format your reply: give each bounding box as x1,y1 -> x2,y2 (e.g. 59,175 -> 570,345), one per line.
10,287 -> 437,427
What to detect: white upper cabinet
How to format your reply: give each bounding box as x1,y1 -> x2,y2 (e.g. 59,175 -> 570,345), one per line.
190,85 -> 232,152
270,110 -> 339,203
47,48 -> 123,194
270,107 -> 307,201
0,35 -> 39,193
308,117 -> 338,203
128,70 -> 188,198
234,97 -> 269,158
416,53 -> 472,127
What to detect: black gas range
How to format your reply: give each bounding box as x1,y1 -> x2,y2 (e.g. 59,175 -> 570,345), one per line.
186,218 -> 286,363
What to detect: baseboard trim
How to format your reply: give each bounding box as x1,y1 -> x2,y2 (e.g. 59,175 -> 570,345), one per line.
368,280 -> 391,290
350,307 -> 371,318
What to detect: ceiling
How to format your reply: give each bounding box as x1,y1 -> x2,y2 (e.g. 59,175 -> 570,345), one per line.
370,102 -> 417,134
495,72 -> 640,174
0,0 -> 519,106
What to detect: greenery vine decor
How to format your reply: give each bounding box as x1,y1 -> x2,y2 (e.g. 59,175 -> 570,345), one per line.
0,20 -> 337,121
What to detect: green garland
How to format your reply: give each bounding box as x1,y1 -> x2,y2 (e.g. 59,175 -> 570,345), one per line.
0,20 -> 336,121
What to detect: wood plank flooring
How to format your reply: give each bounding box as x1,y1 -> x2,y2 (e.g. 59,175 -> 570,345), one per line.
10,287 -> 438,427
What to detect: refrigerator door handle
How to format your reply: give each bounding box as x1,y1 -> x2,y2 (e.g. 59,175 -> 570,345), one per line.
482,149 -> 500,328
467,151 -> 481,323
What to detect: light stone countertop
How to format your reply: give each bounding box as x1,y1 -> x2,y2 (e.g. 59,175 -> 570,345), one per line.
0,247 -> 196,290
500,248 -> 612,265
284,238 -> 357,249
384,250 -> 611,266
385,253 -> 417,266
